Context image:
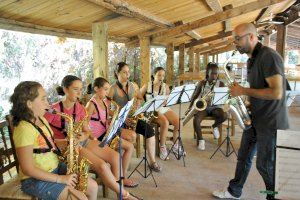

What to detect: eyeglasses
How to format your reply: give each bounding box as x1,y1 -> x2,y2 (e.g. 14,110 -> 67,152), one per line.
234,33 -> 250,42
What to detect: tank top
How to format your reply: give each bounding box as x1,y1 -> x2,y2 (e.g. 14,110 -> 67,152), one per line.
112,81 -> 135,108
145,81 -> 167,101
89,97 -> 109,138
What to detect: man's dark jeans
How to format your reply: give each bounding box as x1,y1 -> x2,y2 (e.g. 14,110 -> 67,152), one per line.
227,126 -> 276,199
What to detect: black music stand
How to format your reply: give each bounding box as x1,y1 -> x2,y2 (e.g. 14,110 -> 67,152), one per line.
209,88 -> 238,159
128,95 -> 166,187
165,84 -> 196,167
99,99 -> 134,200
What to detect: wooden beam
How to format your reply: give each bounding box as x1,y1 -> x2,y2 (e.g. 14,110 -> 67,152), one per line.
203,54 -> 208,69
92,22 -> 108,79
263,34 -> 271,46
179,43 -> 185,75
0,17 -> 129,43
195,39 -> 233,53
188,47 -> 195,72
174,21 -> 202,40
255,7 -> 269,22
86,0 -> 173,28
205,0 -> 223,12
174,31 -> 232,51
223,5 -> 233,32
195,52 -> 200,72
152,0 -> 285,42
140,36 -> 151,86
166,43 -> 174,85
210,44 -> 236,55
284,9 -> 300,25
276,24 -> 287,60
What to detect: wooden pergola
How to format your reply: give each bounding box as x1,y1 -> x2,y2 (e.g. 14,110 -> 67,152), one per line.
0,0 -> 299,86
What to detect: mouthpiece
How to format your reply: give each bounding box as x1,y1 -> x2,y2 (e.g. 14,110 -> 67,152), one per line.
46,108 -> 57,114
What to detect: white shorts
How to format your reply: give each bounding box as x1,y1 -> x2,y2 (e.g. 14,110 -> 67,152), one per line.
157,106 -> 171,115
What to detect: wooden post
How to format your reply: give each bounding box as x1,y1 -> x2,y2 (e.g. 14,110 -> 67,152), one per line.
276,25 -> 287,61
263,34 -> 270,47
188,47 -> 195,72
216,54 -> 219,64
203,54 -> 208,70
139,36 -> 151,87
179,43 -> 185,75
195,52 -> 200,72
166,43 -> 174,86
92,22 -> 108,78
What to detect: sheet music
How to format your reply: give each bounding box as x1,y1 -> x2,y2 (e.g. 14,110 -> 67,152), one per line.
166,84 -> 195,106
100,99 -> 134,147
275,130 -> 300,200
133,95 -> 167,116
212,87 -> 229,106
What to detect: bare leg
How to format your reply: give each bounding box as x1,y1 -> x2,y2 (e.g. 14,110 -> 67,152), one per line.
86,140 -> 119,178
153,114 -> 169,146
164,109 -> 180,143
146,136 -> 156,164
121,129 -> 137,143
59,187 -> 88,200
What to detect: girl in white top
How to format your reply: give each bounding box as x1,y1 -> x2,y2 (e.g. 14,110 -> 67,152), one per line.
140,67 -> 180,160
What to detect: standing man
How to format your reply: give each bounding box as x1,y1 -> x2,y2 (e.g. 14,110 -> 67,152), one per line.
213,23 -> 289,200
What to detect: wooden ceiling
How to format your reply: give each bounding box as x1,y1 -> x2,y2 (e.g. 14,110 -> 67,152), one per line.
0,0 -> 299,53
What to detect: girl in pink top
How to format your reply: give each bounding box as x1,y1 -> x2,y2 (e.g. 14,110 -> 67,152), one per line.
86,77 -> 138,188
45,75 -> 141,200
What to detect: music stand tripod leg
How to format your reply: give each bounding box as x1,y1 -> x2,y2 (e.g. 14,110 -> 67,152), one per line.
165,103 -> 186,167
210,117 -> 237,159
128,101 -> 158,187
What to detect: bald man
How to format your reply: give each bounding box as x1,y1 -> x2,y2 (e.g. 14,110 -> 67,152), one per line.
213,23 -> 289,200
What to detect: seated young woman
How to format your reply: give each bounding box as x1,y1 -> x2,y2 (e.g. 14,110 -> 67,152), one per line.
140,67 -> 182,160
85,77 -> 138,188
108,62 -> 162,172
10,81 -> 98,200
44,75 -> 141,200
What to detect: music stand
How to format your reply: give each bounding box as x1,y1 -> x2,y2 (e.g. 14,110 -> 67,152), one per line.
209,87 -> 238,159
99,99 -> 134,200
128,95 -> 166,187
165,84 -> 196,167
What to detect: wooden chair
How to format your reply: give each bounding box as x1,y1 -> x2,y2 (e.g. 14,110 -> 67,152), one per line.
0,117 -> 35,200
194,116 -> 235,146
135,135 -> 141,158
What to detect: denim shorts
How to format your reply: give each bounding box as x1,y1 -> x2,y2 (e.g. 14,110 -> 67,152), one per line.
21,162 -> 67,200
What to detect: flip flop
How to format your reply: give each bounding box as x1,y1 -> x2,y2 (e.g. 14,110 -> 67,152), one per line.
124,179 -> 139,188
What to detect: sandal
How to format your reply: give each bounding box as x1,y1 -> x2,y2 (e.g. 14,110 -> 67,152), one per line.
149,162 -> 162,172
124,178 -> 139,188
122,190 -> 143,200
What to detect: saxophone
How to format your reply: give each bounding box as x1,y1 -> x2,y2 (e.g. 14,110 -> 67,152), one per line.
125,97 -> 144,131
222,50 -> 252,130
47,108 -> 90,193
106,98 -> 120,150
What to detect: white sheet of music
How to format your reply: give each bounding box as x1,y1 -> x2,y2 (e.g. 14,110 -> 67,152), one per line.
166,84 -> 195,106
275,130 -> 300,200
212,87 -> 229,106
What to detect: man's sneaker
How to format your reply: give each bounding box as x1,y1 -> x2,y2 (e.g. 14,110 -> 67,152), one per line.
159,146 -> 169,160
212,190 -> 240,199
197,139 -> 205,150
213,127 -> 220,139
173,143 -> 186,156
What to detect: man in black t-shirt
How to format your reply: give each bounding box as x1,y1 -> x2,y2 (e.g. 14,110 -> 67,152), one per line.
213,23 -> 289,200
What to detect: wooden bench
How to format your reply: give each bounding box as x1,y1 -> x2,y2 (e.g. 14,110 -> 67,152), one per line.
0,117 -> 35,200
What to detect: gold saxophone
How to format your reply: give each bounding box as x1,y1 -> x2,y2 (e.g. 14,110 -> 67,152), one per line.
125,98 -> 144,131
100,97 -> 120,150
47,108 -> 91,193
